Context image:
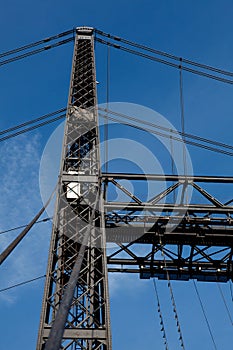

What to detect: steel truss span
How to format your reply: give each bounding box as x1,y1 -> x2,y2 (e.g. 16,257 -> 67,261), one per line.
102,173 -> 233,282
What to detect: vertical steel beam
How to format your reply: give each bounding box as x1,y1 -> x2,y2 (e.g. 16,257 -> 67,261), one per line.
37,27 -> 112,350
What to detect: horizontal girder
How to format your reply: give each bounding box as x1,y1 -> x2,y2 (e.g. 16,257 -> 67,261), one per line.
105,202 -> 233,213
102,173 -> 233,183
101,172 -> 233,282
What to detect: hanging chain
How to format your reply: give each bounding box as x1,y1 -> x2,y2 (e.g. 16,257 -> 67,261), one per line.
160,237 -> 186,349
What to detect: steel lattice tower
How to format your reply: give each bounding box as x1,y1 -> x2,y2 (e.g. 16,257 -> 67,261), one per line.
37,26 -> 233,350
37,27 -> 111,350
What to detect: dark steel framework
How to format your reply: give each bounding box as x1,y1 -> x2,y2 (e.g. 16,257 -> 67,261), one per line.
37,27 -> 111,350
103,173 -> 233,282
37,26 -> 233,349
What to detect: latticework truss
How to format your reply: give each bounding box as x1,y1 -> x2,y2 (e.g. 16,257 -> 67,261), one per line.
37,27 -> 111,350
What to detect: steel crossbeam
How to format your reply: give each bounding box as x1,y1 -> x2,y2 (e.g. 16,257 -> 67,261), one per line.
102,173 -> 233,282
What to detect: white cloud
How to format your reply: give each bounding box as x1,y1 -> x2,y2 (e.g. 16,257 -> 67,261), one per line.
0,133 -> 51,303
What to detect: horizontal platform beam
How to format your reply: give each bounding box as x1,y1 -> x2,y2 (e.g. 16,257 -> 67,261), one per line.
105,202 -> 233,213
106,216 -> 233,226
101,173 -> 233,183
106,229 -> 233,246
107,259 -> 233,282
107,267 -> 231,282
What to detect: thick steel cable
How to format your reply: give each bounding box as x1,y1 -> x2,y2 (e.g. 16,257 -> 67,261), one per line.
1,107 -> 233,156
0,189 -> 55,266
0,275 -> 46,293
95,30 -> 233,78
179,66 -> 189,206
98,107 -> 233,152
0,37 -> 74,67
3,27 -> 232,79
192,280 -> 218,350
1,106 -> 232,156
98,112 -> 233,157
96,38 -> 233,85
169,135 -> 176,202
0,29 -> 74,59
179,67 -> 187,176
0,217 -> 52,235
152,278 -> 169,350
217,283 -> 233,326
0,108 -> 66,136
101,113 -> 233,156
230,282 -> 233,303
0,114 -> 65,143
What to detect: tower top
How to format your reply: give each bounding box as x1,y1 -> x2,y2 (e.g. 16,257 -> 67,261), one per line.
76,26 -> 94,36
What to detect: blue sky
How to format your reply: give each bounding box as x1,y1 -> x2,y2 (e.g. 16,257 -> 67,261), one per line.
0,1 -> 233,349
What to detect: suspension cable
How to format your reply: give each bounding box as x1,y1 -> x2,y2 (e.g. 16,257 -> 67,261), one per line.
179,65 -> 189,205
98,112 -> 233,157
0,114 -> 65,143
192,280 -> 218,350
179,64 -> 187,176
100,113 -> 233,156
169,135 -> 176,202
152,278 -> 169,349
0,37 -> 74,67
0,275 -> 46,293
2,27 -> 233,82
95,30 -> 233,79
98,107 -> 233,152
0,29 -> 74,59
96,38 -> 233,86
0,189 -> 55,266
0,108 -> 66,136
217,282 -> 233,326
230,282 -> 233,302
159,240 -> 186,349
1,105 -> 233,156
0,217 -> 52,235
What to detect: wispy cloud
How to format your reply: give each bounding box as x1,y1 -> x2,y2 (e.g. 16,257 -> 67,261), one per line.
0,133 -> 51,303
